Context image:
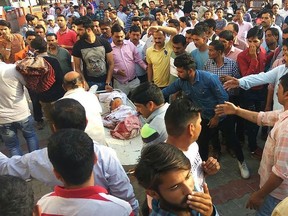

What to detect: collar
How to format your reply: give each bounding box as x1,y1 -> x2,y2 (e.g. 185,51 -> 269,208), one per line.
111,39 -> 129,48
210,57 -> 228,66
278,109 -> 288,122
54,185 -> 108,199
64,87 -> 85,96
146,103 -> 169,123
59,27 -> 69,34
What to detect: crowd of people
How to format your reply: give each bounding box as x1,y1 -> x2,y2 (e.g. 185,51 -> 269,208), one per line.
0,0 -> 288,215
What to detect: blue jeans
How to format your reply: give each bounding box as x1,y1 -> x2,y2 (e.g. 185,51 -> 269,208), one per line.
256,194 -> 281,216
0,116 -> 39,156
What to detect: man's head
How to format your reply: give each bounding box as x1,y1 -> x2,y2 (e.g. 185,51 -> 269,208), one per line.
172,34 -> 187,56
277,73 -> 288,106
132,16 -> 141,27
179,17 -> 191,29
174,53 -> 196,81
134,143 -> 193,211
235,8 -> 244,21
50,98 -> 87,132
35,25 -> 46,38
216,8 -> 224,18
155,9 -> 165,23
203,19 -> 216,36
57,15 -> 67,29
92,18 -> 101,36
149,1 -> 156,9
63,71 -> 85,91
46,33 -> 58,49
30,36 -> 47,54
225,23 -> 239,38
272,3 -> 279,15
246,26 -> 263,50
47,15 -> 55,27
111,24 -> 125,46
165,97 -> 201,140
129,25 -> 142,45
0,175 -> 39,216
153,30 -> 166,47
100,21 -> 112,39
261,10 -> 273,29
131,82 -> 165,119
55,7 -> 62,15
74,16 -> 94,40
208,40 -> 224,60
25,14 -> 38,26
190,27 -> 207,49
99,1 -> 105,9
185,29 -> 193,44
190,10 -> 198,20
48,129 -> 95,186
109,8 -> 117,20
25,30 -> 37,46
168,19 -> 180,32
204,10 -> 212,20
143,6 -> 150,15
218,30 -> 234,51
141,17 -> 151,32
0,20 -> 11,37
265,27 -> 279,48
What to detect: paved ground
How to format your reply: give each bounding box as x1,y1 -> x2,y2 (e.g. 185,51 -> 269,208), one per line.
0,119 -> 265,216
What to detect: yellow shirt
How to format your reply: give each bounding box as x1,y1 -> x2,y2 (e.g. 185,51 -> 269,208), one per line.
146,41 -> 172,88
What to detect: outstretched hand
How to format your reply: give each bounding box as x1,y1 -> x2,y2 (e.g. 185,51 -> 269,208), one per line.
222,76 -> 240,91
215,101 -> 238,117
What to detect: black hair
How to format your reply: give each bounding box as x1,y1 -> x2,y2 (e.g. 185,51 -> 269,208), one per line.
0,20 -> 11,28
265,27 -> 279,41
141,16 -> 151,22
174,53 -> 196,71
280,73 -> 288,93
0,175 -> 34,216
283,27 -> 288,34
209,40 -> 225,53
46,32 -> 57,39
204,19 -> 216,31
172,34 -> 186,46
35,24 -> 46,32
165,97 -> 201,137
130,25 -> 141,33
168,19 -> 180,28
50,98 -> 87,131
74,16 -> 94,29
191,26 -> 206,37
48,129 -> 95,186
247,26 -> 263,40
227,22 -> 239,33
134,143 -> 191,191
25,30 -> 37,38
30,36 -> 47,53
132,16 -> 141,22
130,82 -> 165,106
155,8 -> 164,15
57,14 -> 66,20
179,16 -> 191,27
283,38 -> 288,47
111,23 -> 124,34
218,30 -> 234,41
260,9 -> 274,18
25,13 -> 36,22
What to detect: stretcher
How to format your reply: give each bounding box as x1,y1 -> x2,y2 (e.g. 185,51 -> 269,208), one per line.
97,90 -> 144,166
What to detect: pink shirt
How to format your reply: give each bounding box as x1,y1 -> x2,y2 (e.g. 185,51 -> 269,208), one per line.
111,40 -> 147,84
225,46 -> 242,61
56,28 -> 77,54
257,110 -> 288,200
237,21 -> 253,41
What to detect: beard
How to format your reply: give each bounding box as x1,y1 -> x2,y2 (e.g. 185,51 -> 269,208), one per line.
80,32 -> 89,40
158,193 -> 190,212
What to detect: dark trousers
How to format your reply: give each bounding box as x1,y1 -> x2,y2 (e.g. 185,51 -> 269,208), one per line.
198,117 -> 244,162
239,89 -> 266,152
28,89 -> 43,122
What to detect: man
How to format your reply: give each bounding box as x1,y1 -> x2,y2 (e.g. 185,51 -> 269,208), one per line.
131,82 -> 169,145
37,129 -> 134,216
0,55 -> 39,156
0,175 -> 41,216
73,16 -> 114,90
34,25 -> 46,39
30,36 -> 65,130
111,24 -> 147,95
216,73 -> 288,215
134,143 -> 219,216
218,30 -> 242,61
21,14 -> 38,38
155,9 -> 167,26
165,97 -> 220,192
100,20 -> 113,43
0,20 -> 25,63
123,7 -> 134,33
190,26 -> 209,70
14,30 -> 37,61
141,17 -> 152,41
0,98 -> 139,214
185,29 -> 196,53
237,26 -> 273,158
162,54 -> 250,179
215,8 -> 227,34
109,8 -> 125,28
260,9 -> 282,49
47,33 -> 72,74
66,5 -> 80,19
203,19 -> 218,43
173,4 -> 184,20
141,6 -> 155,21
61,71 -> 105,144
272,4 -> 284,28
278,0 -> 288,20
149,1 -> 157,17
47,15 -> 59,34
56,14 -> 78,54
92,18 -> 102,36
146,25 -> 177,88
234,8 -> 253,42
86,6 -> 97,20
117,4 -> 127,24
225,23 -> 248,50
129,25 -> 147,83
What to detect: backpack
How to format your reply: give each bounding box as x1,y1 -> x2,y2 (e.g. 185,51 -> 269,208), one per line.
15,56 -> 55,93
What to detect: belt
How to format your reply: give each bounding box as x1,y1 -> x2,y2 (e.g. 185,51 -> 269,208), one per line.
128,77 -> 137,82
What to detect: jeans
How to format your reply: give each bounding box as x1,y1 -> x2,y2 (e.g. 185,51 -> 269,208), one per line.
256,194 -> 281,216
0,116 -> 39,156
87,81 -> 106,91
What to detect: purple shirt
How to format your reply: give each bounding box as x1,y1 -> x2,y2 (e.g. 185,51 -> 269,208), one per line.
111,40 -> 147,84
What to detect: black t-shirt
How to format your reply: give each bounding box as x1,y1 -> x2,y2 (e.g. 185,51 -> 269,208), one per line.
38,56 -> 65,103
72,36 -> 112,82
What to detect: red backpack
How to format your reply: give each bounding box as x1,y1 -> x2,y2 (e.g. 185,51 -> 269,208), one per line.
15,56 -> 55,93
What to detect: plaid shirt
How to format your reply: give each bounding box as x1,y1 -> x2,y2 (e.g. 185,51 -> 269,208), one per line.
257,110 -> 288,200
150,199 -> 219,216
124,12 -> 134,33
204,57 -> 240,96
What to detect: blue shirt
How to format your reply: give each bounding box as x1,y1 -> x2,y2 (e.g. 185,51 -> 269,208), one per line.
150,199 -> 219,216
162,70 -> 228,120
191,49 -> 209,70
